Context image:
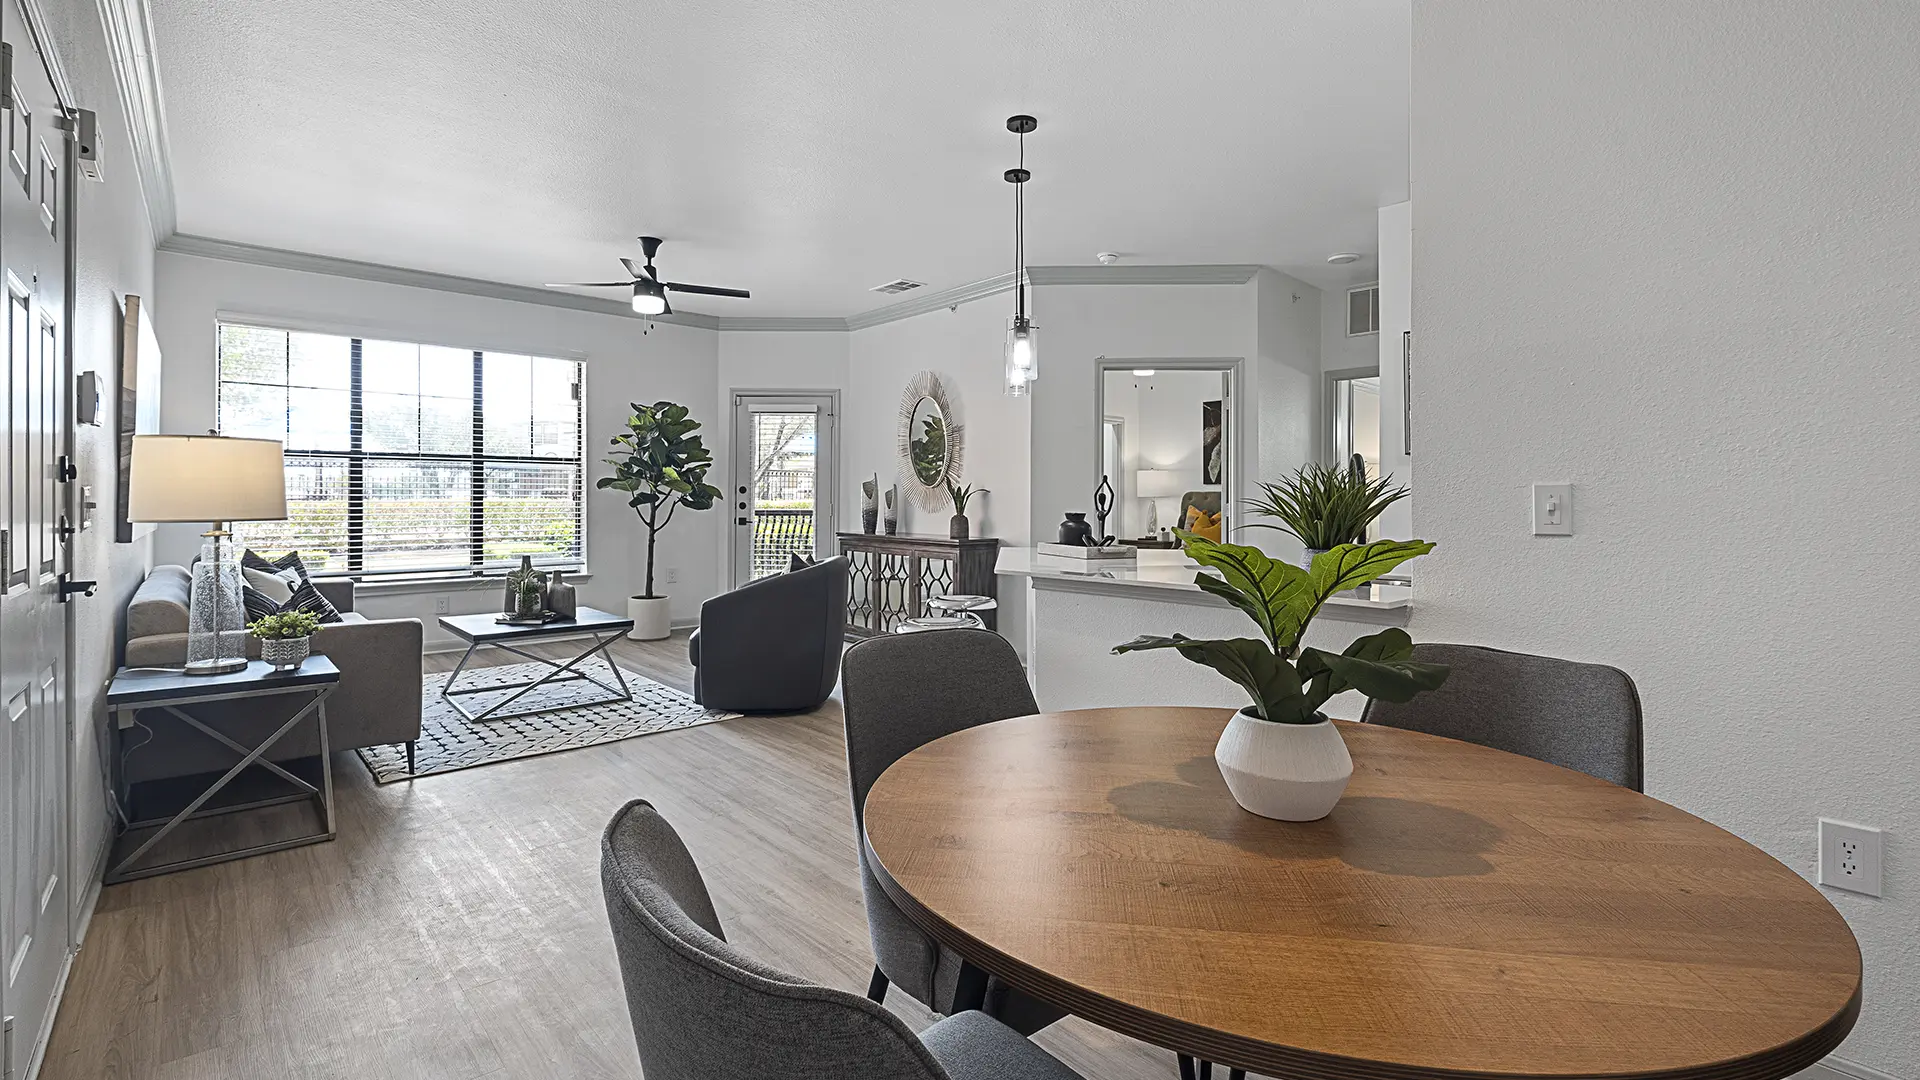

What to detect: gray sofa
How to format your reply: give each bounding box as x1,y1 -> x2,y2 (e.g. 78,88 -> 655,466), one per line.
124,565 -> 422,782
688,556 -> 849,712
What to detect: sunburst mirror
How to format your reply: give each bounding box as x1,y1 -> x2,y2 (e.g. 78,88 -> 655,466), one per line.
897,370 -> 964,512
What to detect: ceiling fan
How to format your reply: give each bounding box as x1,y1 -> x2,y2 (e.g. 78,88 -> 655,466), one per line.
545,236 -> 750,316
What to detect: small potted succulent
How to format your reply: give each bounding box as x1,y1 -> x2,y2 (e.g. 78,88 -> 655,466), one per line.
1114,533 -> 1448,820
945,480 -> 987,540
248,609 -> 322,672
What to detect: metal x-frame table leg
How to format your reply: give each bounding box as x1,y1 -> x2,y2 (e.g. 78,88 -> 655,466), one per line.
440,629 -> 633,723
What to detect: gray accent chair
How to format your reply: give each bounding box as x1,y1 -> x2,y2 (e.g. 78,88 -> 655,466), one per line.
600,799 -> 1088,1080
1361,643 -> 1644,791
123,565 -> 423,781
689,555 -> 849,712
840,629 -> 1064,1035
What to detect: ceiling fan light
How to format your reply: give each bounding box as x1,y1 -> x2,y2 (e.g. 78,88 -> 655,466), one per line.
632,281 -> 668,316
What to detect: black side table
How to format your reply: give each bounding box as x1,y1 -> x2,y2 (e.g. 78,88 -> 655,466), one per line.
105,657 -> 340,883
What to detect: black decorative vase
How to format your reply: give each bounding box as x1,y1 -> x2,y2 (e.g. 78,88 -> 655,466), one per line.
950,514 -> 969,540
1057,512 -> 1094,546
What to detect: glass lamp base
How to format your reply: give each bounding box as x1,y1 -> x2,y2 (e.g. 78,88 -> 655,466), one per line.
186,536 -> 249,675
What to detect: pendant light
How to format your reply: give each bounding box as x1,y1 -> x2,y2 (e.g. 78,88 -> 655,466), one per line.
1004,114 -> 1038,396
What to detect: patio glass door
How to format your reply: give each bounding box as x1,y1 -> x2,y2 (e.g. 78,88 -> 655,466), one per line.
730,394 -> 835,588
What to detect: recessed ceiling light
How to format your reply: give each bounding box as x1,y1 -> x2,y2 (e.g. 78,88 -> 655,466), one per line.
1133,369 -> 1156,377
1326,252 -> 1362,265
1097,252 -> 1120,265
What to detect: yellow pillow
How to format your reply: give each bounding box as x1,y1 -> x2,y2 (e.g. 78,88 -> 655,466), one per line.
1184,506 -> 1223,542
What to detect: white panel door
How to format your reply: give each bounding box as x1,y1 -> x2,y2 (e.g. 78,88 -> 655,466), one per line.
0,9 -> 71,1076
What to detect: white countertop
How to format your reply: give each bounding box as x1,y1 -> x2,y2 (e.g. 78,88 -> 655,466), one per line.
996,546 -> 1412,612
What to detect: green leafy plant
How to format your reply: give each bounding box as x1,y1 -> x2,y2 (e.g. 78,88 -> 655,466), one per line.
1245,462 -> 1409,550
247,609 -> 322,641
946,480 -> 987,515
1113,533 -> 1448,723
910,414 -> 948,484
598,401 -> 723,598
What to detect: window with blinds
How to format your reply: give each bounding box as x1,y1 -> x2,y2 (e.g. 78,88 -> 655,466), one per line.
217,322 -> 585,578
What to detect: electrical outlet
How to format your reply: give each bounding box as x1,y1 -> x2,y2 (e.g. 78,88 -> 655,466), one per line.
1818,819 -> 1883,897
434,595 -> 450,615
665,567 -> 679,585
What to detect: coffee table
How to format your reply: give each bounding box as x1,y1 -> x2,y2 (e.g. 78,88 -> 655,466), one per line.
438,607 -> 636,722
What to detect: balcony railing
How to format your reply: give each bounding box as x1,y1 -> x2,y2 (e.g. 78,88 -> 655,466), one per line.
751,508 -> 815,579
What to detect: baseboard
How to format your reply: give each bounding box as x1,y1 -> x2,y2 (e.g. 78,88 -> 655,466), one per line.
1802,1057 -> 1908,1080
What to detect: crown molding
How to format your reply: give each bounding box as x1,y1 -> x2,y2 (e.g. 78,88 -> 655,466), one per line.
716,317 -> 848,332
154,237 -> 1266,336
844,270 -> 1022,331
1026,264 -> 1261,286
95,0 -> 177,242
157,234 -> 724,329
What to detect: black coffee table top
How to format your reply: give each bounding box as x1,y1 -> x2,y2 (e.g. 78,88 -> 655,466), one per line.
107,657 -> 342,708
438,606 -> 634,643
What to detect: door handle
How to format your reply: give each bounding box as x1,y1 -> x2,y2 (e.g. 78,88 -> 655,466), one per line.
58,574 -> 98,601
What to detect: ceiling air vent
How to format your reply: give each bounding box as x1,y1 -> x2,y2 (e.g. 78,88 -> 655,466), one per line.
870,278 -> 926,295
1347,284 -> 1380,336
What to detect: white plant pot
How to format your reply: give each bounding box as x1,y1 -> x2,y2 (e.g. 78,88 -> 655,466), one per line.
1214,708 -> 1353,821
627,596 -> 672,641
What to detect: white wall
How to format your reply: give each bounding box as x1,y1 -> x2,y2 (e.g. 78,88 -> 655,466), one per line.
152,253 -> 724,647
1412,3 -> 1917,1073
844,301 -> 1031,648
1321,281 -> 1378,374
1253,269 -> 1324,563
41,0 -> 160,933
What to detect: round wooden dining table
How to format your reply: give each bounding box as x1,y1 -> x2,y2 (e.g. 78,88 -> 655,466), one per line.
861,708 -> 1861,1080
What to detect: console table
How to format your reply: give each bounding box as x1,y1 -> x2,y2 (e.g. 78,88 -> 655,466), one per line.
837,532 -> 1000,637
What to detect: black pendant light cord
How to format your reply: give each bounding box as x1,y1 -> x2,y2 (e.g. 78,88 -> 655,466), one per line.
1013,128 -> 1026,319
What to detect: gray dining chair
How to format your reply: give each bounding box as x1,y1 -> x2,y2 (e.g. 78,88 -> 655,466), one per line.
841,629 -> 1065,1035
601,799 -> 1088,1080
1361,643 -> 1644,791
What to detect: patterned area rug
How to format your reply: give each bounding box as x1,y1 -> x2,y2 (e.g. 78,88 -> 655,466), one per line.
355,661 -> 738,783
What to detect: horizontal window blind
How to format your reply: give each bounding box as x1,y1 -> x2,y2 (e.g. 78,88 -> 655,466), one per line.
218,323 -> 584,578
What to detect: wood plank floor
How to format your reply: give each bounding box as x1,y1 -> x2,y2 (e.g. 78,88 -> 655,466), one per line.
39,633 -> 1197,1080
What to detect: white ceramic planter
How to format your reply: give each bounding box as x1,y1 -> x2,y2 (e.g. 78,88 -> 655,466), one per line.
627,596 -> 672,641
1214,708 -> 1353,821
261,635 -> 311,672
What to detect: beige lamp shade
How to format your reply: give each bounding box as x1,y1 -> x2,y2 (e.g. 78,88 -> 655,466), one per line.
1136,469 -> 1183,499
128,435 -> 288,523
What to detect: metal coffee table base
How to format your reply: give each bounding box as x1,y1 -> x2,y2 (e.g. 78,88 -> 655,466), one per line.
442,630 -> 633,722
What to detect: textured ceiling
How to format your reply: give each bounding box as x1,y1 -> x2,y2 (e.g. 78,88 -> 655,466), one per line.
151,0 -> 1408,318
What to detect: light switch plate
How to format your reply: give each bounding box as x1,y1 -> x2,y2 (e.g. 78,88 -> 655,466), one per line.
1532,483 -> 1573,536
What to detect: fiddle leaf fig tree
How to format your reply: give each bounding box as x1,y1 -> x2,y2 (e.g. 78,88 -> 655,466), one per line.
598,401 -> 723,599
1114,534 -> 1449,723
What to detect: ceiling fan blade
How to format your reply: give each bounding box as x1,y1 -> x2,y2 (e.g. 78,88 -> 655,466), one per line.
620,258 -> 653,280
662,281 -> 751,299
544,281 -> 635,288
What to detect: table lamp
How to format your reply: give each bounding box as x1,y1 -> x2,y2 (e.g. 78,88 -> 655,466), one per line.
129,435 -> 287,675
1135,469 -> 1182,535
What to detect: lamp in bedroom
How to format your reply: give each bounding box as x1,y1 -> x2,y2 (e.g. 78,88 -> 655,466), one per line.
128,434 -> 287,675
